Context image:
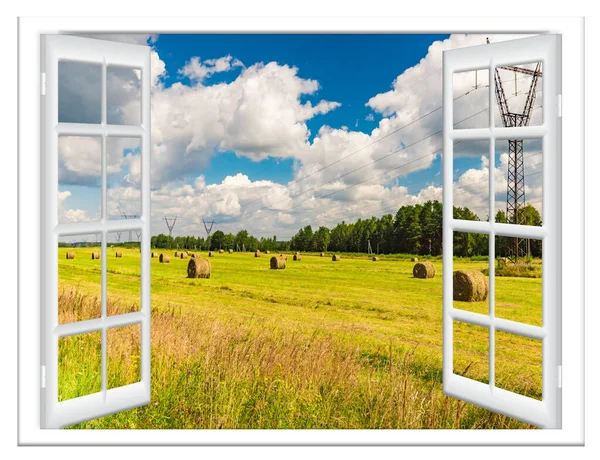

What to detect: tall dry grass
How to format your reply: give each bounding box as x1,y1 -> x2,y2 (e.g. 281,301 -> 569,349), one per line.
58,287 -> 534,429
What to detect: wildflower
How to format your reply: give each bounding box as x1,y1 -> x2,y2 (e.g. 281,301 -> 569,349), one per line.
187,369 -> 193,374
154,401 -> 159,406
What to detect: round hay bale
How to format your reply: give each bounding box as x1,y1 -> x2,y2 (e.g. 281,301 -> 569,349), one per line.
295,252 -> 300,256
497,257 -> 507,269
228,249 -> 233,254
372,256 -> 380,261
115,251 -> 123,258
66,251 -> 75,260
190,253 -> 196,258
174,251 -> 180,257
187,257 -> 211,279
91,252 -> 101,260
180,252 -> 188,259
159,254 -> 170,263
151,251 -> 158,258
280,254 -> 288,260
411,257 -> 419,262
219,249 -> 224,254
208,251 -> 215,257
413,261 -> 435,279
332,255 -> 341,261
265,250 -> 270,254
320,252 -> 325,257
255,250 -> 261,258
293,254 -> 302,261
453,269 -> 488,302
270,256 -> 286,270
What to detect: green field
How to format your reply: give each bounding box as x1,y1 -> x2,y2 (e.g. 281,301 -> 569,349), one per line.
57,247 -> 543,429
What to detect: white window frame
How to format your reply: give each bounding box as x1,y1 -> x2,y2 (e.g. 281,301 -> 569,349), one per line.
442,34 -> 561,428
17,16 -> 584,445
41,35 -> 151,428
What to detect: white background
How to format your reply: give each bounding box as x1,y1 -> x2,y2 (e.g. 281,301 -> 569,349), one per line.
4,0 -> 597,457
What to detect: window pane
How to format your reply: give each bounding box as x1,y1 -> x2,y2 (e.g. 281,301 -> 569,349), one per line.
453,321 -> 489,385
494,62 -> 543,128
495,331 -> 542,401
107,324 -> 141,389
494,138 -> 543,227
107,66 -> 142,125
58,233 -> 102,324
453,140 -> 490,220
453,231 -> 489,316
494,236 -> 542,327
58,61 -> 102,124
58,136 -> 101,224
106,137 -> 142,220
58,331 -> 102,401
453,69 -> 489,130
107,232 -> 141,316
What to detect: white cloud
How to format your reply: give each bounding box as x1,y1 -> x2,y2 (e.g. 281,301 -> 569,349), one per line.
57,190 -> 95,224
150,61 -> 341,184
179,55 -> 244,83
57,33 -> 545,238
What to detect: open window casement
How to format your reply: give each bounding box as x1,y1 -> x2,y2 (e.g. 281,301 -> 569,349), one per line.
41,35 -> 151,428
442,35 -> 561,428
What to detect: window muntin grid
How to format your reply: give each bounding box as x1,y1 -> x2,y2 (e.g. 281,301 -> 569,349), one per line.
442,35 -> 561,429
42,35 -> 151,429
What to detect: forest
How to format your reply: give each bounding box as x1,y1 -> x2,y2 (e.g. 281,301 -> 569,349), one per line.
148,200 -> 542,258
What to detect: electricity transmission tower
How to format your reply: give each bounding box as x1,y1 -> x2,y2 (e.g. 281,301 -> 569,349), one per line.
202,219 -> 215,250
116,231 -> 123,243
493,60 -> 542,263
121,212 -> 139,242
164,216 -> 178,249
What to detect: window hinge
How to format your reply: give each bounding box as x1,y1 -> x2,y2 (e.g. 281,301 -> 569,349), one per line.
41,365 -> 46,388
41,72 -> 46,96
557,94 -> 562,118
558,365 -> 562,388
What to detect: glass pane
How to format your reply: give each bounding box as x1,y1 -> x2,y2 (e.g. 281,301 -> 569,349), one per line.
494,138 -> 543,226
453,321 -> 489,385
107,232 -> 140,316
107,66 -> 142,125
453,231 -> 489,315
58,61 -> 102,124
494,236 -> 542,327
58,136 -> 101,223
495,331 -> 542,401
106,137 -> 142,220
453,69 -> 489,129
453,140 -> 490,220
494,62 -> 543,128
58,233 -> 102,324
107,324 -> 141,389
58,331 -> 102,401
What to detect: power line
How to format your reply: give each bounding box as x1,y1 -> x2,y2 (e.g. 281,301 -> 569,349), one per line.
216,90 -> 542,229
228,83 -> 495,216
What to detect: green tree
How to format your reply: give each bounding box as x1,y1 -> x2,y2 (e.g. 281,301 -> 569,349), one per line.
314,226 -> 331,251
210,230 -> 225,250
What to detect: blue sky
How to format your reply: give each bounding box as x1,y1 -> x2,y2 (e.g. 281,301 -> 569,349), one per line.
57,33 -> 544,237
153,34 -> 450,185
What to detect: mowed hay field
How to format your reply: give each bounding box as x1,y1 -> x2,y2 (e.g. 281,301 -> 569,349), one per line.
58,247 -> 542,429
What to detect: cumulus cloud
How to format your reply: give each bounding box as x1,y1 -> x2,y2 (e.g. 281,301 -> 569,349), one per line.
178,55 -> 244,83
58,33 -> 544,238
150,61 -> 341,184
58,190 -> 95,224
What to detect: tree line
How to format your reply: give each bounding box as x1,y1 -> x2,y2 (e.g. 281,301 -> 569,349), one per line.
148,200 -> 542,258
